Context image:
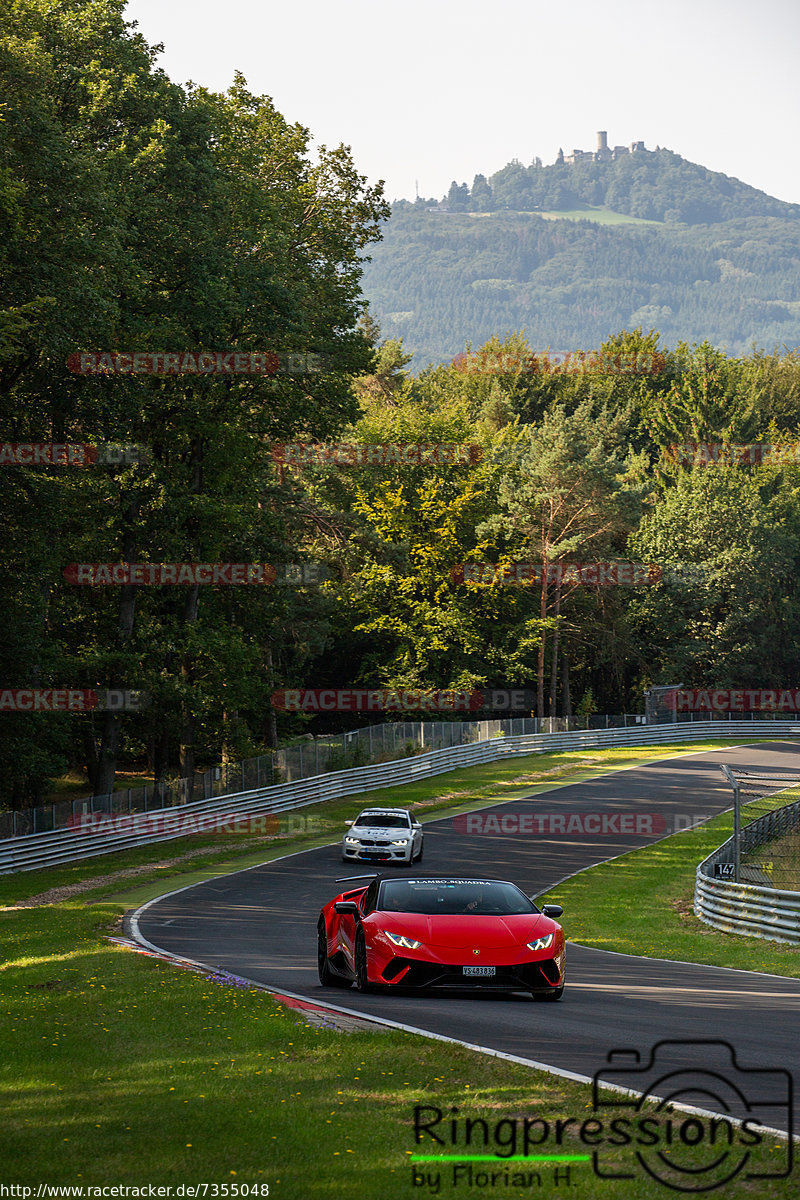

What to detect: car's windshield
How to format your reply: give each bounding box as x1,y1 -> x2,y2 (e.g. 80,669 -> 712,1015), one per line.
379,879 -> 536,915
355,813 -> 410,828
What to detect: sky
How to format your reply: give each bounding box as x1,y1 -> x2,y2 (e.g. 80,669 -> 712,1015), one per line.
123,0 -> 800,206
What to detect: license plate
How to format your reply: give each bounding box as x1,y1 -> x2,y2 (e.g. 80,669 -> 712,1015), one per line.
463,965 -> 496,977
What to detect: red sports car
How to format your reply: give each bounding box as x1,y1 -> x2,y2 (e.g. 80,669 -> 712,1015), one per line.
317,874 -> 565,999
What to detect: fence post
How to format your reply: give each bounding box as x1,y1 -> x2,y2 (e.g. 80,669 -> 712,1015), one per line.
719,764 -> 741,883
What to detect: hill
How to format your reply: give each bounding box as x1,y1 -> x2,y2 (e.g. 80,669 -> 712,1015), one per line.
360,149 -> 800,366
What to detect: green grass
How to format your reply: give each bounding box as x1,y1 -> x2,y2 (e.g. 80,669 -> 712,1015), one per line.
40,771 -> 156,803
539,793 -> 800,975
535,206 -> 661,226
2,736 -> 797,1196
1,902 -> 792,1197
0,738 -> 756,909
466,206 -> 661,226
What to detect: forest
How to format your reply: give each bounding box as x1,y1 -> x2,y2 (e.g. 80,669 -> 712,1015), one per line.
4,2 -> 800,808
361,150 -> 800,366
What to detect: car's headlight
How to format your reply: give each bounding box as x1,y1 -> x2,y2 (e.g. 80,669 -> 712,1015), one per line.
344,836 -> 360,845
383,931 -> 422,949
390,838 -> 409,845
527,932 -> 554,952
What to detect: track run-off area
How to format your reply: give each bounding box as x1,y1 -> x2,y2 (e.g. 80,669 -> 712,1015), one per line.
133,741 -> 800,1136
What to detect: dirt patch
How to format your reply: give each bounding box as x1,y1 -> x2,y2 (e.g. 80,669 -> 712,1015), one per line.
8,841 -> 272,909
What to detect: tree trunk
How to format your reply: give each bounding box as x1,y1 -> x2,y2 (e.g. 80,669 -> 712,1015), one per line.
562,649 -> 572,717
537,568 -> 548,719
549,580 -> 562,717
265,644 -> 278,748
91,502 -> 138,796
179,582 -> 200,799
178,434 -> 204,799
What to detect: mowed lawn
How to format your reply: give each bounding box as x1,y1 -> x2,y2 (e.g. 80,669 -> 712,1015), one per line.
1,738 -> 796,1198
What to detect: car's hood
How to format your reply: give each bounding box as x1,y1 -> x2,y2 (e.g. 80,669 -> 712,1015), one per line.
349,825 -> 410,838
375,912 -> 554,949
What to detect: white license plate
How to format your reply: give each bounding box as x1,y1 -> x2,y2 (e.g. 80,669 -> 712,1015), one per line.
463,965 -> 496,977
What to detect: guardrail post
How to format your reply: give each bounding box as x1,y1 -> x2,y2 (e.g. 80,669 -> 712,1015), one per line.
733,781 -> 741,882
719,764 -> 742,883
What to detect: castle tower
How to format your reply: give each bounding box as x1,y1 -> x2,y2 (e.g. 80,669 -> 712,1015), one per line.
595,130 -> 611,162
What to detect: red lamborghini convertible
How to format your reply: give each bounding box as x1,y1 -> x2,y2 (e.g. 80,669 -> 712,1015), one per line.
317,874 -> 565,999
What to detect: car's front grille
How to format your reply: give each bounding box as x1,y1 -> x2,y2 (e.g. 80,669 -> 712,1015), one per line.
381,957 -> 562,991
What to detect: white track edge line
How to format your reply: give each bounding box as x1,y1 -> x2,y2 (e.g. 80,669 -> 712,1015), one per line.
128,738 -> 800,1142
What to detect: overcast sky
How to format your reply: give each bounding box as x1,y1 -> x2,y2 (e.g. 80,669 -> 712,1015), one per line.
124,0 -> 800,206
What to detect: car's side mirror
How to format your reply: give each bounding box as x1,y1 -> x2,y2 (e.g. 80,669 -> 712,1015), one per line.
541,904 -> 563,918
334,901 -> 361,917
344,820 -> 353,827
412,822 -> 421,829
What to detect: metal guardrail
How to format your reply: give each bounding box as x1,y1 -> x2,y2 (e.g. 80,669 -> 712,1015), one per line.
2,718 -> 798,875
2,714 -> 651,839
695,794 -> 800,944
694,873 -> 800,944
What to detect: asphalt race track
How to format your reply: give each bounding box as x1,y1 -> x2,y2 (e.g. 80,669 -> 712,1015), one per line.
135,741 -> 800,1134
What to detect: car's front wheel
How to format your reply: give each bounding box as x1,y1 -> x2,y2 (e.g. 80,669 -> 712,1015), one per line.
317,919 -> 351,988
354,928 -> 375,992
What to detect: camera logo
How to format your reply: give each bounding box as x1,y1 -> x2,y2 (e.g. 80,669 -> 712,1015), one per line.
592,1039 -> 792,1192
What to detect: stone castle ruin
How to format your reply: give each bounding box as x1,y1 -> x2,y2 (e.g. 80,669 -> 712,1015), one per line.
556,131 -> 647,166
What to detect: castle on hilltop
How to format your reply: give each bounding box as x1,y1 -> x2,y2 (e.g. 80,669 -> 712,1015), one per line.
556,132 -> 646,166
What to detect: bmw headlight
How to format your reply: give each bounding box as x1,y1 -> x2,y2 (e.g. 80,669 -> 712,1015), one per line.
527,932 -> 554,952
344,836 -> 360,845
390,838 -> 409,846
383,931 -> 422,949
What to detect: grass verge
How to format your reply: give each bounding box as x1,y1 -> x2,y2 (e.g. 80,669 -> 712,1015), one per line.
1,902 -> 792,1197
0,738 -> 756,910
539,794 -> 800,976
1,737 -> 796,1196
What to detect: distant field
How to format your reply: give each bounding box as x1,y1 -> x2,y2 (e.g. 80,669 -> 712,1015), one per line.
462,206 -> 662,226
